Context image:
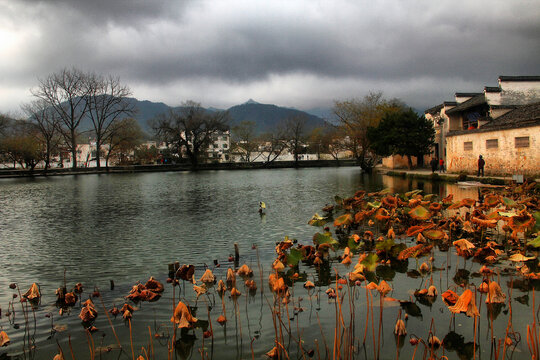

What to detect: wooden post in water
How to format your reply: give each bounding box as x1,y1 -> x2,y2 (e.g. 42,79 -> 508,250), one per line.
234,243 -> 240,268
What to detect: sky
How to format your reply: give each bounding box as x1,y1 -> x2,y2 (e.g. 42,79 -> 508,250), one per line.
1,0 -> 539,117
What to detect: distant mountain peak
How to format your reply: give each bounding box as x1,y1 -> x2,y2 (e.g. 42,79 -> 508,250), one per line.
244,99 -> 260,105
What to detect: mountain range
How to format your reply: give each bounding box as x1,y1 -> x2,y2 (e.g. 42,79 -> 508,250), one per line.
120,98 -> 330,136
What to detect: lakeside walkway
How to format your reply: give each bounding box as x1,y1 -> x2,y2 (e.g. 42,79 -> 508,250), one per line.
378,167 -> 540,185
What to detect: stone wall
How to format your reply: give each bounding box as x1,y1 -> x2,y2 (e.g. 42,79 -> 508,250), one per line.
446,126 -> 540,176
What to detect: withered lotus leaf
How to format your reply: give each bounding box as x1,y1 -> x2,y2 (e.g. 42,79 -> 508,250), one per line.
478,281 -> 489,293
382,196 -> 398,209
230,287 -> 241,297
53,354 -> 64,360
508,253 -> 535,262
397,244 -> 432,260
144,277 -> 164,293
79,299 -> 98,323
508,212 -> 535,232
429,203 -> 442,212
375,208 -> 391,221
341,256 -> 352,265
266,346 -> 278,359
226,268 -> 236,284
123,310 -> 132,320
0,331 -> 9,347
193,285 -> 207,298
217,315 -> 227,325
170,301 -> 197,329
22,283 -> 40,300
387,227 -> 395,239
409,206 -> 431,220
272,259 -> 285,272
120,303 -> 134,313
217,280 -> 226,294
245,279 -> 257,290
109,306 -> 120,317
237,264 -> 253,277
74,283 -> 84,294
427,285 -> 438,297
448,289 -> 479,317
64,292 -> 77,306
422,229 -> 446,240
366,282 -> 378,290
462,221 -> 475,233
471,217 -> 498,228
484,195 -> 500,207
199,269 -> 215,283
349,271 -> 365,282
394,319 -> 407,336
334,213 -> 353,227
442,194 -> 454,204
442,290 -> 458,306
303,280 -> 315,289
486,281 -> 506,304
406,226 -> 426,237
176,265 -> 195,282
419,262 -> 430,272
453,239 -> 475,256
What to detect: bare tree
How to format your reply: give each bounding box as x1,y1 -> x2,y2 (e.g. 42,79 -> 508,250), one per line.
0,119 -> 43,171
283,115 -> 307,166
259,130 -> 288,165
231,120 -> 259,162
31,67 -> 90,169
104,118 -> 144,168
320,126 -> 347,161
85,74 -> 135,168
21,99 -> 61,170
151,101 -> 229,168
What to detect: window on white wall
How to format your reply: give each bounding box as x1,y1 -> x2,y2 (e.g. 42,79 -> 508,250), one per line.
464,141 -> 473,151
486,139 -> 498,149
515,136 -> 530,148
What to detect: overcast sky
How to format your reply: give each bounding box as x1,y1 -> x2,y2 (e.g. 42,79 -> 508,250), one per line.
1,0 -> 539,116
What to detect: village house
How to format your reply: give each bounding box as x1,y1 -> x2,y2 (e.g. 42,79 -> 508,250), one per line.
424,75 -> 540,176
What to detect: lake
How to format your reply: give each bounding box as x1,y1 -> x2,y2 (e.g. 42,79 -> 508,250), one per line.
0,167 -> 535,359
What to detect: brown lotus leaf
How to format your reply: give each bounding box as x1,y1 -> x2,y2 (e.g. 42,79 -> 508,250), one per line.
471,217 -> 498,228
442,194 -> 454,204
387,227 -> 395,239
139,289 -> 160,302
408,199 -> 421,208
478,281 -> 489,293
484,195 -> 500,208
363,231 -> 374,240
408,205 -> 431,220
272,259 -> 285,272
366,282 -> 378,290
226,268 -> 236,284
0,331 -> 9,347
422,229 -> 446,240
343,247 -> 351,258
341,255 -> 352,265
266,346 -> 278,359
304,280 -> 315,289
508,253 -> 535,262
217,315 -> 227,325
350,234 -> 361,243
170,301 -> 197,329
176,265 -> 195,282
382,196 -> 398,209
123,309 -> 132,319
217,280 -> 227,294
448,289 -> 479,317
453,239 -> 475,257
448,198 -> 475,210
53,354 -> 64,360
237,264 -> 253,277
429,335 -> 441,349
313,256 -> 323,266
120,303 -> 134,313
442,290 -> 458,306
419,262 -> 430,272
394,319 -> 407,336
429,203 -> 442,212
486,281 -> 506,304
462,221 -> 475,233
272,277 -> 287,293
79,299 -> 98,323
354,210 -> 372,223
199,269 -> 215,283
334,213 -> 353,227
193,285 -> 207,298
230,287 -> 241,298
427,285 -> 438,297
479,265 -> 495,275
406,226 -> 426,237
144,277 -> 164,293
397,244 -> 432,260
245,279 -> 257,290
64,292 -> 77,306
349,271 -> 365,282
375,208 -> 391,221
74,283 -> 84,294
508,212 -> 535,232
109,306 -> 120,317
415,289 -> 428,296
22,283 -> 40,300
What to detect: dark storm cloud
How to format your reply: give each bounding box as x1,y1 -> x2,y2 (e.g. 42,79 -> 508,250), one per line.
1,0 -> 539,112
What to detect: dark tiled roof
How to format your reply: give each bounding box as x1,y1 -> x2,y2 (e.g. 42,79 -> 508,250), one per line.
447,102 -> 540,136
484,86 -> 501,92
499,76 -> 540,82
443,101 -> 457,107
455,92 -> 483,98
490,105 -> 519,110
424,104 -> 443,114
446,95 -> 487,115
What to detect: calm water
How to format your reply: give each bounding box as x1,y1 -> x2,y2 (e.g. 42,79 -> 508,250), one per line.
0,168 -> 534,359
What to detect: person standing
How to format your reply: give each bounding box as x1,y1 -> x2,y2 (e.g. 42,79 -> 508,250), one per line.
430,157 -> 438,173
439,158 -> 445,173
477,155 -> 485,177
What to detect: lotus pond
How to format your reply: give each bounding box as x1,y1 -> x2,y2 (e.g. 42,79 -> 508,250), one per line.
0,167 -> 539,360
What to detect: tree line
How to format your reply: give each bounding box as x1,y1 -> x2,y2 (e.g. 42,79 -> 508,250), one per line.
0,68 -> 435,172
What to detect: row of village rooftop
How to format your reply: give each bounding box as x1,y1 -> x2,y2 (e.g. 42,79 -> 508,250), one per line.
2,75 -> 538,176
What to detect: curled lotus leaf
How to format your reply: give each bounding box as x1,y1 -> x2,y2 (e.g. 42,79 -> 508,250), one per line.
199,269 -> 215,283
193,285 -> 207,298
448,289 -> 479,317
375,208 -> 391,221
508,212 -> 535,232
429,203 -> 442,212
144,277 -> 164,293
308,213 -> 329,227
382,196 -> 398,209
405,189 -> 423,198
442,194 -> 454,205
0,331 -> 10,347
313,232 -> 338,246
471,217 -> 498,228
394,319 -> 407,336
230,287 -> 241,298
304,280 -> 315,289
486,281 -> 506,304
441,290 -> 458,306
484,195 -> 500,207
377,280 -> 392,297
397,244 -> 433,260
334,213 -> 353,227
22,283 -> 41,300
170,301 -> 197,329
406,225 -> 428,237
408,206 -> 431,221
79,299 -> 98,323
237,264 -> 253,277
508,253 -> 536,262
176,265 -> 195,282
422,229 -> 446,240
367,201 -> 381,209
